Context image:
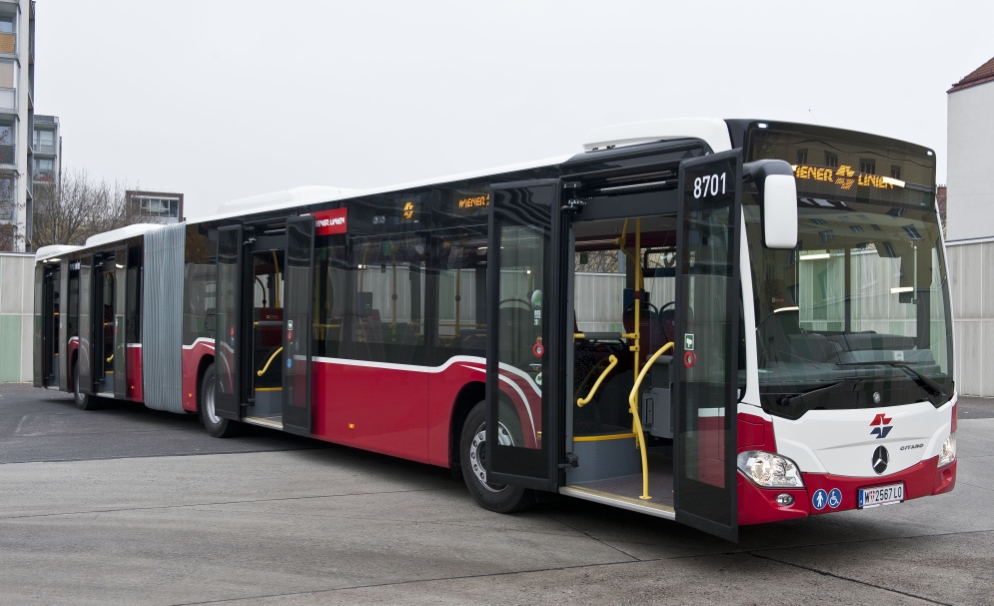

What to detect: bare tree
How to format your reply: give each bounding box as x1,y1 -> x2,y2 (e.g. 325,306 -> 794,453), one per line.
32,169 -> 155,248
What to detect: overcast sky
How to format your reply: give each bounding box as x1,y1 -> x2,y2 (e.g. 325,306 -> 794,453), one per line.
34,0 -> 994,219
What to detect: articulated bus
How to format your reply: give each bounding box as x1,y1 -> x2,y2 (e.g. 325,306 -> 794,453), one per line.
33,119 -> 956,541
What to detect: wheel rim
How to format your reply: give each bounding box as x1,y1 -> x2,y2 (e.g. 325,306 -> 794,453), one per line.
469,421 -> 514,493
204,375 -> 221,425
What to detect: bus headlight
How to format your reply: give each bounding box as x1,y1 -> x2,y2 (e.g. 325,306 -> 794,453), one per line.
938,433 -> 956,467
737,450 -> 804,488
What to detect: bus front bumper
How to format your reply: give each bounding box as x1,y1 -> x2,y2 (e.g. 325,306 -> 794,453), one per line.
739,455 -> 956,526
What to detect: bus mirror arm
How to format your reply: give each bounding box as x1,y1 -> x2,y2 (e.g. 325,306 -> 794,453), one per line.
744,159 -> 797,250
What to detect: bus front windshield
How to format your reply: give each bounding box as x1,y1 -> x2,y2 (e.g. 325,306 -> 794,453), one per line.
745,198 -> 952,418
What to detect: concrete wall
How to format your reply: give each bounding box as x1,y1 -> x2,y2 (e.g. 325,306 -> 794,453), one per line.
0,252 -> 35,382
946,240 -> 994,396
947,80 -> 994,242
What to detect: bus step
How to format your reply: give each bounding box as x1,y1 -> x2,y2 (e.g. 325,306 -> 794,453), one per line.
242,416 -> 284,430
559,485 -> 676,520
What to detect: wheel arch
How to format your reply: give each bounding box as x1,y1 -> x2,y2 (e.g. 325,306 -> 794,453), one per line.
449,380 -> 486,471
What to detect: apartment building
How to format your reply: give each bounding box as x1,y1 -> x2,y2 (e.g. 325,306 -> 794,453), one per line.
0,0 -> 32,252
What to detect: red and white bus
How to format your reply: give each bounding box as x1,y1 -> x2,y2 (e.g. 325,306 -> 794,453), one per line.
33,119 -> 956,541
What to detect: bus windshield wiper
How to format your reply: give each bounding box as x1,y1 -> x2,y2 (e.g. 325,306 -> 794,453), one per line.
836,361 -> 946,397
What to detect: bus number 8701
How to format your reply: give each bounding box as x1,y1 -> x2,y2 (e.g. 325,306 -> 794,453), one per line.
693,172 -> 727,199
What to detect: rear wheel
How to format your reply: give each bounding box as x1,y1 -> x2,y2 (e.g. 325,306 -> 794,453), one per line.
200,364 -> 240,438
73,361 -> 98,411
460,401 -> 534,513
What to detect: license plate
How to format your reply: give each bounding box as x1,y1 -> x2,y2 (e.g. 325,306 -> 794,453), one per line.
858,482 -> 905,508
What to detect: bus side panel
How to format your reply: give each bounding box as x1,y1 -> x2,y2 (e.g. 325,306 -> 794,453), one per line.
181,339 -> 215,412
126,344 -> 143,402
311,359 -> 429,463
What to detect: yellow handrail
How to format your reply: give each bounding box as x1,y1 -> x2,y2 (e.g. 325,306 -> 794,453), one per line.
576,355 -> 618,407
257,346 -> 283,377
627,341 -> 674,500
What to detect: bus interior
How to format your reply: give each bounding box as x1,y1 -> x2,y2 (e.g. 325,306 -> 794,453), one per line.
566,214 -> 682,511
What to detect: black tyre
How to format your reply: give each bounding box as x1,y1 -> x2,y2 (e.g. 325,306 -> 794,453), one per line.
73,361 -> 98,411
200,364 -> 240,438
460,401 -> 535,514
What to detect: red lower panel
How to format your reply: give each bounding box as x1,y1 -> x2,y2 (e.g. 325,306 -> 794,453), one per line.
312,361 -> 430,463
740,456 -> 955,525
933,459 -> 956,495
803,456 -> 943,515
126,345 -> 143,402
738,473 -> 810,525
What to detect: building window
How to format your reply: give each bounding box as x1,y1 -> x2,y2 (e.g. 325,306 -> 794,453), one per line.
824,151 -> 839,168
136,197 -> 178,218
34,157 -> 53,177
796,148 -> 808,165
0,15 -> 13,34
890,165 -> 902,180
859,158 -> 876,175
0,122 -> 13,164
33,129 -> 54,148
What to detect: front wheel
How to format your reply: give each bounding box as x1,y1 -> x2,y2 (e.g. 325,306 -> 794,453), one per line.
460,401 -> 534,514
200,364 -> 240,438
74,361 -> 98,411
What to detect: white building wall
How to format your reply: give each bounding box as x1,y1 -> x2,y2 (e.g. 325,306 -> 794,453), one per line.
947,80 -> 994,242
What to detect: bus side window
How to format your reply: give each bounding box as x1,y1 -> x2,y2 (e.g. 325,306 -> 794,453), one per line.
433,226 -> 488,362
314,242 -> 347,358
342,237 -> 426,365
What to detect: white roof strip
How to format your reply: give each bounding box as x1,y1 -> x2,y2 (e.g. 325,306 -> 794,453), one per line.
35,244 -> 81,261
84,223 -> 166,248
582,118 -> 732,153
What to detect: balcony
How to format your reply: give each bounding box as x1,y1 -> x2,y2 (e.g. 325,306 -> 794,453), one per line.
0,33 -> 14,55
0,142 -> 13,165
0,197 -> 12,221
33,142 -> 54,155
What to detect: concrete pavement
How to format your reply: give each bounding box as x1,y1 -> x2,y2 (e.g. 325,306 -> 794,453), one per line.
1,383 -> 992,605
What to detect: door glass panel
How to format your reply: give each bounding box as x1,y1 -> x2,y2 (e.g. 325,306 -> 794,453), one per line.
33,264 -> 43,387
283,216 -> 314,434
487,182 -> 555,483
215,227 -> 242,415
675,152 -> 741,541
78,257 -> 93,394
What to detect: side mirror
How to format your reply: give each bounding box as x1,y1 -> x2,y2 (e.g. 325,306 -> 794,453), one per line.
744,160 -> 798,249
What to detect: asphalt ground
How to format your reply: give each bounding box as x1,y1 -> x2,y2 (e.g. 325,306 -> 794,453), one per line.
1,382 -> 992,605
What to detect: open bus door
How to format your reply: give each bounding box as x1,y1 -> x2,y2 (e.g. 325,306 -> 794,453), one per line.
484,179 -> 563,491
282,215 -> 315,436
673,150 -> 742,542
215,225 -> 244,420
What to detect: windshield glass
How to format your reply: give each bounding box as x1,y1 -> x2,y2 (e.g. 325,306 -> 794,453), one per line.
744,124 -> 953,418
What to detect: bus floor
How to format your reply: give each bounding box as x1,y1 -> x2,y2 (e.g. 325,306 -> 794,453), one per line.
569,452 -> 674,509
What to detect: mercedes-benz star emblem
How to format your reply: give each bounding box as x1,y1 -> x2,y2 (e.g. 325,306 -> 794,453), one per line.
872,445 -> 889,475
